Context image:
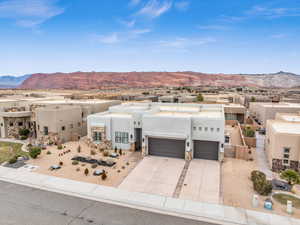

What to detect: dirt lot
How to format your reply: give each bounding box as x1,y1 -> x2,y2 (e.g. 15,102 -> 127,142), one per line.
27,141 -> 142,187
222,157 -> 300,218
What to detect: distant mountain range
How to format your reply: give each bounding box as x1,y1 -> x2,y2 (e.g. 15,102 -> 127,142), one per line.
0,74 -> 31,88
1,71 -> 300,89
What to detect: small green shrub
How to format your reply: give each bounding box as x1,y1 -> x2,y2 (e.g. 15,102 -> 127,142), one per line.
20,135 -> 28,140
244,126 -> 255,138
126,162 -> 130,166
46,151 -> 51,155
280,169 -> 300,185
251,170 -> 266,182
91,164 -> 98,169
29,147 -> 41,159
8,157 -> 17,164
19,128 -> 30,137
57,144 -> 63,150
72,160 -> 79,165
251,170 -> 272,195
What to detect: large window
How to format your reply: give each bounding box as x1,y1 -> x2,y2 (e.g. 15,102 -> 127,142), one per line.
93,132 -> 102,142
283,147 -> 290,165
115,132 -> 129,144
43,126 -> 48,135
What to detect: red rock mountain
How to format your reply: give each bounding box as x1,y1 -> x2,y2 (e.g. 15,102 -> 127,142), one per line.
18,71 -> 300,89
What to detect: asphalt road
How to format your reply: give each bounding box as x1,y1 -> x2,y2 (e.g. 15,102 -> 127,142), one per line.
0,180 -> 218,225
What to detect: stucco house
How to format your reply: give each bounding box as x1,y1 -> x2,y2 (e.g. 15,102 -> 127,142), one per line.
266,112 -> 300,172
87,103 -> 225,161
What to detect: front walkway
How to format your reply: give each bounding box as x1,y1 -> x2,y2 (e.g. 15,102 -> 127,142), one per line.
255,132 -> 273,179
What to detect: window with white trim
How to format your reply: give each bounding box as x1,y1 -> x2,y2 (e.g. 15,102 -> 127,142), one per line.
93,131 -> 102,142
115,132 -> 129,144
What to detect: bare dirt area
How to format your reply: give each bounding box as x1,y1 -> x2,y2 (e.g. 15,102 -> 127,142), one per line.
27,141 -> 142,187
222,157 -> 300,218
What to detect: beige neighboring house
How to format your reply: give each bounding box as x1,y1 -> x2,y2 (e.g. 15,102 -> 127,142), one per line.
0,100 -> 32,138
224,104 -> 246,124
31,99 -> 121,143
249,102 -> 300,126
34,105 -> 83,143
266,112 -> 300,172
0,98 -> 121,142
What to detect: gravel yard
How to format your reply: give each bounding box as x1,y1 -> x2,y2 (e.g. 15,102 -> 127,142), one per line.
27,141 -> 142,187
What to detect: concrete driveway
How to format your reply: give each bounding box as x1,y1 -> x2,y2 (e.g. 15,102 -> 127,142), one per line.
119,156 -> 185,197
180,159 -> 220,204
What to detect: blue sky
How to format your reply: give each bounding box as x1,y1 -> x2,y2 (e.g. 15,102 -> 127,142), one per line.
0,0 -> 300,76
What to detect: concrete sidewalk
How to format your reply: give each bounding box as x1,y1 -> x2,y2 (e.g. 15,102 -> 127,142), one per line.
0,166 -> 298,225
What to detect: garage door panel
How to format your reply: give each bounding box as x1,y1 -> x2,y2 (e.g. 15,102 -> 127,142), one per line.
149,138 -> 185,159
194,140 -> 219,160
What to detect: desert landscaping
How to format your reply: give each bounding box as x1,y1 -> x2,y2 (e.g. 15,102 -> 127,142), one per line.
222,157 -> 300,219
27,140 -> 142,187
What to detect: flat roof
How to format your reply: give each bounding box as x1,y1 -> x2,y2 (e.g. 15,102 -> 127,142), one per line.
34,99 -> 114,104
102,113 -> 133,118
154,111 -> 223,119
159,106 -> 200,112
272,122 -> 300,134
280,115 -> 300,122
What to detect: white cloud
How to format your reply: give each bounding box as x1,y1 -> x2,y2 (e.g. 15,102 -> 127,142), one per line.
0,0 -> 64,28
96,33 -> 120,44
94,29 -> 151,45
270,34 -> 288,39
137,0 -> 172,18
119,19 -> 136,28
129,0 -> 141,7
131,28 -> 151,36
197,25 -> 229,31
159,37 -> 216,48
246,6 -> 300,18
175,1 -> 189,11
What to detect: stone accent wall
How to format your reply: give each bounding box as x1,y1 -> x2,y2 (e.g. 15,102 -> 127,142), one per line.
88,126 -> 112,151
185,151 -> 192,161
272,159 -> 284,172
38,132 -> 60,145
290,160 -> 299,172
4,117 -> 31,138
272,159 -> 299,172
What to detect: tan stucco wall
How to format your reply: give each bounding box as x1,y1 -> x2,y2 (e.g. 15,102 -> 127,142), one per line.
35,106 -> 83,142
266,120 -> 300,167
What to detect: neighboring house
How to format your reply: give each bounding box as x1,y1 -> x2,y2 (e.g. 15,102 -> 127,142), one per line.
266,112 -> 300,172
249,102 -> 300,126
87,103 -> 225,161
224,104 -> 246,124
0,98 -> 121,142
158,95 -> 176,103
34,105 -> 83,143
